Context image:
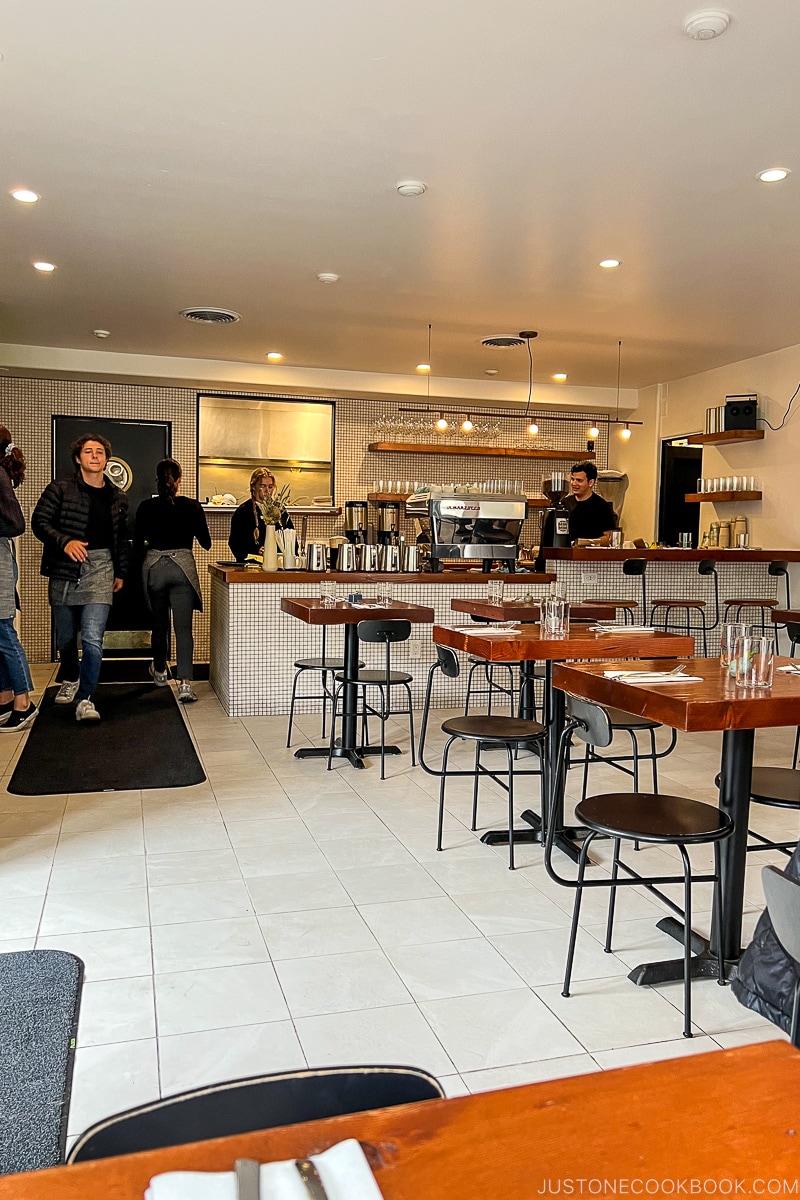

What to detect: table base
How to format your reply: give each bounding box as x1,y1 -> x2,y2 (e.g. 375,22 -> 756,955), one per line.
294,744 -> 402,769
627,915 -> 739,986
480,808 -> 588,864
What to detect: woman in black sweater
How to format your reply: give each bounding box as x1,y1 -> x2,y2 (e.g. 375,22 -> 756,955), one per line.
0,426 -> 37,731
134,459 -> 211,703
228,468 -> 293,562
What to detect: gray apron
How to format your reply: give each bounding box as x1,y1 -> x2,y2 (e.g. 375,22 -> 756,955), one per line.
0,538 -> 20,619
48,548 -> 114,607
142,547 -> 203,612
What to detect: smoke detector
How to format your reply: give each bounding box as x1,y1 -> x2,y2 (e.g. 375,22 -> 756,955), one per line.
684,10 -> 731,39
396,180 -> 426,197
179,307 -> 241,324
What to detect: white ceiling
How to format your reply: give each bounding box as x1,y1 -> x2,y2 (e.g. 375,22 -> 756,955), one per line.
2,0 -> 799,389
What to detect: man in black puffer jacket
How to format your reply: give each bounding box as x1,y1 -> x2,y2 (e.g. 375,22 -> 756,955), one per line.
32,434 -> 129,723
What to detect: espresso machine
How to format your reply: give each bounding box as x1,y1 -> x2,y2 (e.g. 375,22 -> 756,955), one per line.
377,501 -> 401,546
427,489 -> 526,572
343,500 -> 368,545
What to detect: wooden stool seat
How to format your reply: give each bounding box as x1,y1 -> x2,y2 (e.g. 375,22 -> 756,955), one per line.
651,598 -> 706,610
441,715 -> 545,743
723,597 -> 778,609
577,791 -> 731,843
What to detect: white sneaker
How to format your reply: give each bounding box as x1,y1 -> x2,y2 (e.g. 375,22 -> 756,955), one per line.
178,682 -> 198,703
75,698 -> 100,722
55,680 -> 79,705
149,663 -> 170,687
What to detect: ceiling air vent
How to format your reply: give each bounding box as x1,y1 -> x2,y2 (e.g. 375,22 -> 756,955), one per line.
179,307 -> 241,324
481,334 -> 526,348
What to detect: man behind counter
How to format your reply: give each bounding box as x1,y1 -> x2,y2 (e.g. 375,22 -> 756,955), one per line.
537,461 -> 617,565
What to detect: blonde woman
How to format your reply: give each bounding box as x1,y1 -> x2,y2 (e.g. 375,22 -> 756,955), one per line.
228,468 -> 292,561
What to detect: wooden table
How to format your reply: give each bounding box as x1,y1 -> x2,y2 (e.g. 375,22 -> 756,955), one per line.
434,625 -> 694,860
773,609 -> 800,625
281,597 -> 434,768
552,655 -> 800,978
4,1043 -> 799,1198
450,598 -> 611,623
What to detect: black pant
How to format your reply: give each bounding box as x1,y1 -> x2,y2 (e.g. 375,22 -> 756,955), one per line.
146,557 -> 196,680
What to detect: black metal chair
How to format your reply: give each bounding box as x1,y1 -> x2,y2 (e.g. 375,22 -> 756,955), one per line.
714,765 -> 800,857
723,560 -> 790,633
418,646 -> 546,869
67,1065 -> 443,1163
761,865 -> 800,1048
650,558 -> 719,654
463,616 -> 517,716
579,707 -> 678,800
545,693 -> 734,1038
593,558 -> 648,626
328,619 -> 415,779
286,627 -> 364,747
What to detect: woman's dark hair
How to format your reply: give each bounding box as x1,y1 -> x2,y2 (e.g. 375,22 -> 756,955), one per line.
156,457 -> 182,503
570,460 -> 598,482
70,432 -> 112,468
0,425 -> 25,489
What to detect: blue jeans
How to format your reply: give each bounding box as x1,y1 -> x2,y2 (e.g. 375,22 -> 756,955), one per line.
53,603 -> 111,702
0,618 -> 33,696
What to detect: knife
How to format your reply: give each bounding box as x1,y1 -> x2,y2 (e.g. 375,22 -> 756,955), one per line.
295,1157 -> 330,1200
234,1157 -> 261,1200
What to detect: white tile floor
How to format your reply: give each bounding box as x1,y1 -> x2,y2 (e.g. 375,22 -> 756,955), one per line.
1,662 -> 795,1141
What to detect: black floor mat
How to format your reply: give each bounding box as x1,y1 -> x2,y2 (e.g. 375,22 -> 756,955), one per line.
97,659 -> 210,683
0,950 -> 83,1173
8,683 -> 206,795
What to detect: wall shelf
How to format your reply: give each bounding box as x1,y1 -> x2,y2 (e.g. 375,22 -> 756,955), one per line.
367,492 -> 548,509
689,430 -> 764,446
367,441 -> 594,461
684,491 -> 761,503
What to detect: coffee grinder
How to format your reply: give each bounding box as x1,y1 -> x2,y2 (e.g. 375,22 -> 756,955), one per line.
542,471 -> 571,548
377,501 -> 401,546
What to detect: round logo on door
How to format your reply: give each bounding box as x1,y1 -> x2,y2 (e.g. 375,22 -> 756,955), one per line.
105,456 -> 133,491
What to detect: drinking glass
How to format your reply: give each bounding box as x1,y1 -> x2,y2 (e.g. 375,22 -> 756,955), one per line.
720,622 -> 750,675
377,580 -> 394,606
487,578 -> 504,605
609,530 -> 624,548
734,634 -> 774,689
542,596 -> 570,637
678,532 -> 692,549
319,579 -> 337,608
697,478 -> 706,494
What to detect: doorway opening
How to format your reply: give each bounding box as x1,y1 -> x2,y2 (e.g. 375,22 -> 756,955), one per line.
658,439 -> 702,547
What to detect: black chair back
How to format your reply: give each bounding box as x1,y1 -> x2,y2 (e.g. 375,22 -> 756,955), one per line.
565,694 -> 614,749
357,619 -> 412,644
769,560 -> 789,578
436,645 -> 460,678
418,647 -> 460,770
698,559 -> 717,576
68,1065 -> 443,1163
623,559 -> 646,578
762,866 -> 800,964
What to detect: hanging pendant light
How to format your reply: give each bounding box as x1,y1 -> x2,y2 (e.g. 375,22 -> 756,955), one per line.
614,339 -> 632,440
461,415 -> 474,434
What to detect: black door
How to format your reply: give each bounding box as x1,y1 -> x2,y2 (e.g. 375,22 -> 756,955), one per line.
658,442 -> 702,547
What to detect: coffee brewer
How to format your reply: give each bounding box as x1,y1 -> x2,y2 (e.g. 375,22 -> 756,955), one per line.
343,500 -> 368,544
377,501 -> 401,546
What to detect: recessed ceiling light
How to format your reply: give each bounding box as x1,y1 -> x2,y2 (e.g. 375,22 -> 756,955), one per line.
396,181 -> 426,197
416,362 -> 430,373
317,272 -> 339,284
92,329 -> 111,339
266,351 -> 283,361
757,168 -> 790,183
484,369 -> 499,376
11,188 -> 39,203
552,373 -> 568,382
33,261 -> 56,272
599,259 -> 621,269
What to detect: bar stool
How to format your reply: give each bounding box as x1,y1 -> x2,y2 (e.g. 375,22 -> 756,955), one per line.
723,560 -> 790,633
650,559 -> 719,654
593,558 -> 648,626
545,694 -> 733,1038
418,647 -> 546,869
463,616 -> 517,716
286,627 -> 364,747
328,619 -> 415,779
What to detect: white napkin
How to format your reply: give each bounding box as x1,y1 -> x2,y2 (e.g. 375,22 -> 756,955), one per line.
145,1138 -> 383,1200
450,625 -> 518,635
602,670 -> 703,684
592,625 -> 658,634
777,665 -> 800,674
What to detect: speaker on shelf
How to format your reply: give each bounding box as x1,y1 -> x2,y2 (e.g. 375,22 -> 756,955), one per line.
724,396 -> 758,430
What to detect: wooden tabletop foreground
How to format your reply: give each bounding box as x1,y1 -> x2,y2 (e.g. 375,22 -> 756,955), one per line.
3,1044 -> 799,1199
434,623 -> 695,662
